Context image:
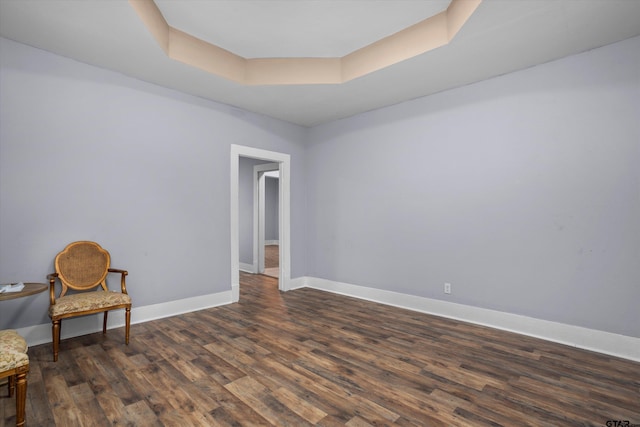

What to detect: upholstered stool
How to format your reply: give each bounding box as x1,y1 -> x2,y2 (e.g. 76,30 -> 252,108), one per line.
0,329 -> 29,426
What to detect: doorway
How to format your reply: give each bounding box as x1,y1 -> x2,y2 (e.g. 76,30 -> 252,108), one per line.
257,167 -> 280,278
230,145 -> 291,302
252,162 -> 280,276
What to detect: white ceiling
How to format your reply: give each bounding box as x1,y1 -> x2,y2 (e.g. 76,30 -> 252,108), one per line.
1,0 -> 639,127
156,0 -> 452,58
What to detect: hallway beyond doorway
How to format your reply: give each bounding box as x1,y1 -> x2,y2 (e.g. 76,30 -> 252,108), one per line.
263,244 -> 279,278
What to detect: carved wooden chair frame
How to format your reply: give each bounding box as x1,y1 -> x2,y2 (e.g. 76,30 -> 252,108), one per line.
0,329 -> 29,426
47,241 -> 131,361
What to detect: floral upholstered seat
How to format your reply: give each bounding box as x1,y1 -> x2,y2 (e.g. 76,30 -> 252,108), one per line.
0,330 -> 28,361
48,241 -> 132,362
48,290 -> 131,317
0,329 -> 29,426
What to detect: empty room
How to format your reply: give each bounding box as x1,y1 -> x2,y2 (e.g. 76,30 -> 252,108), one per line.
1,1 -> 639,426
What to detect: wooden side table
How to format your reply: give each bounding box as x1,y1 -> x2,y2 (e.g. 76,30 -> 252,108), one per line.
0,283 -> 48,301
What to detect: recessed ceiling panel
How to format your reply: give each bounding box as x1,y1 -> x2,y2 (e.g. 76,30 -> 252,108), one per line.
155,0 -> 451,58
1,0 -> 639,126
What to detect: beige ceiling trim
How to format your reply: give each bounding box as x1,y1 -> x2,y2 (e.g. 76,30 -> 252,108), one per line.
246,57 -> 342,85
170,27 -> 247,83
129,0 -> 481,86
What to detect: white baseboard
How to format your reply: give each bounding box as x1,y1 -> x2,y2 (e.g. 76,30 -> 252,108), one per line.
239,262 -> 256,273
265,240 -> 279,246
304,276 -> 640,362
21,276 -> 638,362
288,276 -> 308,290
17,290 -> 233,348
232,283 -> 239,303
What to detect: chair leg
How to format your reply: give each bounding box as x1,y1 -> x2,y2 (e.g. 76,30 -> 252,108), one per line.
103,311 -> 108,334
8,375 -> 15,397
15,369 -> 28,427
52,319 -> 61,362
125,307 -> 131,345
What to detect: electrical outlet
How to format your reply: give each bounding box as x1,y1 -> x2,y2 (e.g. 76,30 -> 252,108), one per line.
444,283 -> 451,294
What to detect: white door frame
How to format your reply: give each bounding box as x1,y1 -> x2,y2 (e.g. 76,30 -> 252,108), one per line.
230,145 -> 291,302
254,163 -> 279,274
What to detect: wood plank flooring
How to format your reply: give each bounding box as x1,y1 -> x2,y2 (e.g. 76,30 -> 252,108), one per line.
263,245 -> 279,279
264,245 -> 278,269
2,273 -> 639,426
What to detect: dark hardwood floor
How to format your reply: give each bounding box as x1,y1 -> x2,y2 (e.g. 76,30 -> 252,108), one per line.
2,273 -> 639,426
264,245 -> 279,269
262,245 -> 279,279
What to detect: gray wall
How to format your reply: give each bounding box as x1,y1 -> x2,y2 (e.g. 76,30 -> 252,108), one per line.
0,37 -> 308,330
265,177 -> 279,242
238,157 -> 276,265
2,34 -> 638,339
306,35 -> 640,338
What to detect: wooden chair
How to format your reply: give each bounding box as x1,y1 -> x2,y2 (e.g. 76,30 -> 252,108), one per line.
47,241 -> 131,362
0,329 -> 29,426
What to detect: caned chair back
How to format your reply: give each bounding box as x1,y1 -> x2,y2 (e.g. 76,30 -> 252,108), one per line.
48,241 -> 131,361
55,241 -> 110,296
